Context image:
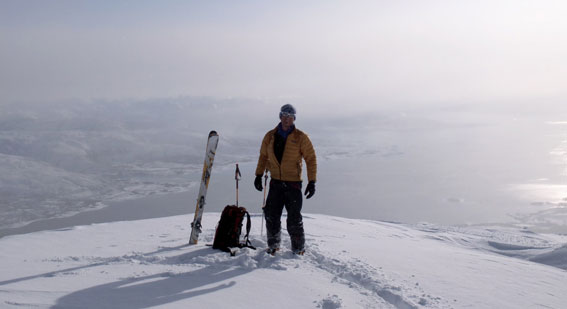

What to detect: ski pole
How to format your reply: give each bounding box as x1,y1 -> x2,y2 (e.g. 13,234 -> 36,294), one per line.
235,163 -> 241,207
261,170 -> 268,236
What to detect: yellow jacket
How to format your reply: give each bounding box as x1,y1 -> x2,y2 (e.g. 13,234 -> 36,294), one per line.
255,126 -> 317,182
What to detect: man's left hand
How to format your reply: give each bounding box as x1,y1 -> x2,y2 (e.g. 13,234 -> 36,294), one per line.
304,181 -> 316,199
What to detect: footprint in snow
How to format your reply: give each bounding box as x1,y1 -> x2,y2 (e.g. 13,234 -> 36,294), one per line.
316,294 -> 343,309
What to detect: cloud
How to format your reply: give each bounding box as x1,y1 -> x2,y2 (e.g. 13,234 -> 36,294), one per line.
1,1 -> 566,107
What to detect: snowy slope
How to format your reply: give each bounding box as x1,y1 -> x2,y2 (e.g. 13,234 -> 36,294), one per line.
1,213 -> 566,308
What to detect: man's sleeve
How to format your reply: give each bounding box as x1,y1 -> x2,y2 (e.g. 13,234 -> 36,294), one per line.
301,134 -> 317,183
255,133 -> 270,176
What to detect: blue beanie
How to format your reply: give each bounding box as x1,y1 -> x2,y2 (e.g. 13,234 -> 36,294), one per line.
279,104 -> 296,119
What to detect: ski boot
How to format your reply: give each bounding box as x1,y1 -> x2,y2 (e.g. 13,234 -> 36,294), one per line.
293,249 -> 305,256
266,248 -> 280,256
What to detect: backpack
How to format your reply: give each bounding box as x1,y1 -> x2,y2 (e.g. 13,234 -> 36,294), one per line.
212,205 -> 256,255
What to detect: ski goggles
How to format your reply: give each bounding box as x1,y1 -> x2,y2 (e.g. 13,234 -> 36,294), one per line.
280,111 -> 295,118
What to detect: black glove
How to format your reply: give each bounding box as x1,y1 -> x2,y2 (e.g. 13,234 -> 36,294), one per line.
254,175 -> 263,191
304,181 -> 316,199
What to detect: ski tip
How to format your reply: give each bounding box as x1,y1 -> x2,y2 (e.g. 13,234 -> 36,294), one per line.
209,130 -> 218,136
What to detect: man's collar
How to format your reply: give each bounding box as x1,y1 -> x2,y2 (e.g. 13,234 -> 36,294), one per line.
277,123 -> 295,137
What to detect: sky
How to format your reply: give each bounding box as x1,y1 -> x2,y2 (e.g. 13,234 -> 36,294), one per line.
1,0 -> 567,110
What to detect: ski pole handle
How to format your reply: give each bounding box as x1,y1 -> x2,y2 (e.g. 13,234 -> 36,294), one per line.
235,164 -> 241,206
235,163 -> 241,181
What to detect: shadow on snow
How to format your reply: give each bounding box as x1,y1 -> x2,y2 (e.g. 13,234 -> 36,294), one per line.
51,247 -> 255,309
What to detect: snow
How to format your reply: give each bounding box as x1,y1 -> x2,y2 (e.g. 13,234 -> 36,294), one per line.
1,213 -> 566,308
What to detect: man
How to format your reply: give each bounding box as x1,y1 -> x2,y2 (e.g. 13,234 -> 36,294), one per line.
254,104 -> 317,255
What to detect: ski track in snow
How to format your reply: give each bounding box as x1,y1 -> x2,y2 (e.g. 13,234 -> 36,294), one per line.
306,244 -> 434,309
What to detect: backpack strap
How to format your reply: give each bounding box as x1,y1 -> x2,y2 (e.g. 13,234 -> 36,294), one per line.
244,210 -> 251,239
239,211 -> 256,250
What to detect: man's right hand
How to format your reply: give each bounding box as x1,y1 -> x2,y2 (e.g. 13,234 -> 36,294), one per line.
254,175 -> 263,191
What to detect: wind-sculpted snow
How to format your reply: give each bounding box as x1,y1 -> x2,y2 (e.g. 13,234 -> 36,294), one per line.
530,245 -> 567,270
413,222 -> 567,270
1,214 -> 566,308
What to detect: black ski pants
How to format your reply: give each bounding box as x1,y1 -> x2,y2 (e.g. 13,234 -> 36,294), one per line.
264,179 -> 305,251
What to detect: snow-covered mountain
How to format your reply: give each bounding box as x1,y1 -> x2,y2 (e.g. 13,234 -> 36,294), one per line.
0,98 -> 275,228
0,98 -> 392,229
3,98 -> 567,233
1,213 -> 566,308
